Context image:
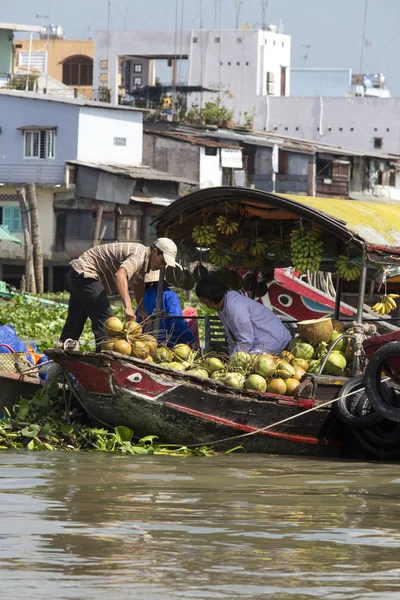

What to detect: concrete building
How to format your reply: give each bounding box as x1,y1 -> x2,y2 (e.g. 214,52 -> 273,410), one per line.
290,69 -> 391,99
0,22 -> 43,86
94,27 -> 291,124
263,96 -> 400,156
0,90 -> 194,290
143,130 -> 244,188
13,38 -> 94,97
156,124 -> 400,201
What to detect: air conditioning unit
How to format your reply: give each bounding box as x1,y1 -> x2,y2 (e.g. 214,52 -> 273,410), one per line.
267,82 -> 275,95
267,72 -> 276,82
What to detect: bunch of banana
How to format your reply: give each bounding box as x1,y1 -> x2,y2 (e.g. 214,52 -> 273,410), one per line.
215,215 -> 239,235
335,255 -> 362,281
208,246 -> 230,266
269,237 -> 291,261
290,227 -> 324,274
192,224 -> 217,246
242,255 -> 264,270
250,236 -> 268,257
372,294 -> 400,315
231,237 -> 249,254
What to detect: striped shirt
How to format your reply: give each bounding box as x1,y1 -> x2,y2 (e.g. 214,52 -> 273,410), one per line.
71,243 -> 150,294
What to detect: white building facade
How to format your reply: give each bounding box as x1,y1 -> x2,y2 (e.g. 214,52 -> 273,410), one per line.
94,28 -> 291,128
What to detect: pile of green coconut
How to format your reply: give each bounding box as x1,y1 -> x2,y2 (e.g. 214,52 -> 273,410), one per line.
149,317 -> 352,395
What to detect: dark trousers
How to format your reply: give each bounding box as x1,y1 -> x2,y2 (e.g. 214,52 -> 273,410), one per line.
60,268 -> 113,352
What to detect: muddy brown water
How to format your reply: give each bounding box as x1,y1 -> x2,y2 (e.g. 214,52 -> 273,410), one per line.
1,452 -> 400,599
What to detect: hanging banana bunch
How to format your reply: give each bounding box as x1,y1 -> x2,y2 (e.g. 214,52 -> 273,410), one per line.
208,245 -> 230,266
215,215 -> 239,236
372,294 -> 400,315
268,237 -> 291,261
250,236 -> 268,257
335,255 -> 362,281
231,236 -> 249,254
290,227 -> 324,274
192,224 -> 218,246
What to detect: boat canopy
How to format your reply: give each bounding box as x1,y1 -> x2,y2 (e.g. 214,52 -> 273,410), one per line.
154,187 -> 400,257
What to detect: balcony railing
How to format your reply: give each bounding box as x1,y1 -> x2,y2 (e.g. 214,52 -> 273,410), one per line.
0,164 -> 65,185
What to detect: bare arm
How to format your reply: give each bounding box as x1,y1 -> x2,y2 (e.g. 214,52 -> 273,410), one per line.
132,278 -> 148,320
115,268 -> 135,321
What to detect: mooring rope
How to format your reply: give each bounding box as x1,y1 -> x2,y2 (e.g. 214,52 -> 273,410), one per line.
184,377 -> 391,448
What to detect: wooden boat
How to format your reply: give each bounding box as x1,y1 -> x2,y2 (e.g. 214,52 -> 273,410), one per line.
46,187 -> 400,459
46,347 -> 350,457
0,369 -> 41,415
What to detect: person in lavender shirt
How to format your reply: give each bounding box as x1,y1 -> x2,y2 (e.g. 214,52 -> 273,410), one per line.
195,277 -> 291,356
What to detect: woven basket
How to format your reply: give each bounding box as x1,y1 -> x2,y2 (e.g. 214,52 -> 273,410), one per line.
0,344 -> 30,374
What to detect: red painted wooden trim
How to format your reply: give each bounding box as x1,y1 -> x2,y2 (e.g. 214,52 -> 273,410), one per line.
164,402 -> 343,447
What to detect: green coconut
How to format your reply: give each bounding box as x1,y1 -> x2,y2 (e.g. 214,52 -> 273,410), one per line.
267,378 -> 287,395
289,338 -> 315,360
186,368 -> 209,379
210,371 -> 225,381
244,374 -> 267,393
204,357 -> 225,373
323,351 -> 347,376
291,358 -> 309,371
230,352 -> 253,371
276,361 -> 295,378
253,355 -> 276,378
168,362 -> 187,371
224,372 -> 245,389
285,378 -> 301,396
328,332 -> 348,354
153,347 -> 172,363
172,344 -> 192,362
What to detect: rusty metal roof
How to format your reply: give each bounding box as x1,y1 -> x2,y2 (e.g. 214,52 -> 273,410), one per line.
144,129 -> 240,149
154,186 -> 400,255
66,160 -> 197,186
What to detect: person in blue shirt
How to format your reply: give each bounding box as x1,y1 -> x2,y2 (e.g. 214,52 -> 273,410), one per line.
136,270 -> 197,348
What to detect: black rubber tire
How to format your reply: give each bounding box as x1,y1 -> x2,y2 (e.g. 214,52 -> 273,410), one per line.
335,375 -> 384,429
352,426 -> 400,460
365,341 -> 400,422
355,394 -> 400,448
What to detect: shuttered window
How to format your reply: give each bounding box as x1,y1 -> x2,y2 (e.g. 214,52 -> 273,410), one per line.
2,207 -> 23,233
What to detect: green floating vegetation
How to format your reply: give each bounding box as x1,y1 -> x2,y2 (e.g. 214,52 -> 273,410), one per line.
0,388 -> 242,456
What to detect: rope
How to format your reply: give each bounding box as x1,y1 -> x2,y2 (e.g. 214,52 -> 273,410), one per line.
184,377 -> 390,448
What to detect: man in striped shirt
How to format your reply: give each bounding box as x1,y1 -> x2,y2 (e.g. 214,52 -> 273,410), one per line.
59,238 -> 178,352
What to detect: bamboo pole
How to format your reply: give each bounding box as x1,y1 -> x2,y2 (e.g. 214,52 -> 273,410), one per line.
17,186 -> 36,294
92,203 -> 104,247
24,183 -> 44,294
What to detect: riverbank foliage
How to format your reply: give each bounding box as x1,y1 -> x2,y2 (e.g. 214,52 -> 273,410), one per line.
0,387 -> 223,456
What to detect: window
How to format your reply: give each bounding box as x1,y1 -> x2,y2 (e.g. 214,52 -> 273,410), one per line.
374,127 -> 378,132
236,37 -> 242,43
205,147 -> 217,156
133,76 -> 142,87
316,157 -> 332,178
236,61 -> 240,66
2,207 -> 22,233
374,137 -> 383,149
214,37 -> 220,43
389,170 -> 396,187
114,137 -> 127,146
228,61 -> 231,66
246,61 -> 249,66
193,36 -> 198,43
65,212 -> 115,240
24,130 -> 55,159
282,42 -> 284,47
350,127 -> 354,131
386,128 -> 390,132
100,73 -> 108,83
100,59 -> 108,69
62,55 -> 93,86
134,64 -> 142,73
339,127 -> 343,131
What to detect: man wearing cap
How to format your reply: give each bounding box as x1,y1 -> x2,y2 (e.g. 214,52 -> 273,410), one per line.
59,238 -> 178,352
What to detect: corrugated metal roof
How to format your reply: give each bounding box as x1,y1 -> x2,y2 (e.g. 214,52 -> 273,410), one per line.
0,89 -> 146,112
66,160 -> 197,185
176,125 -> 400,161
144,129 -> 240,149
0,22 -> 43,33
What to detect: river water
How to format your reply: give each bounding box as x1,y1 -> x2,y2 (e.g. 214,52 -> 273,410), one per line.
1,452 -> 400,600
